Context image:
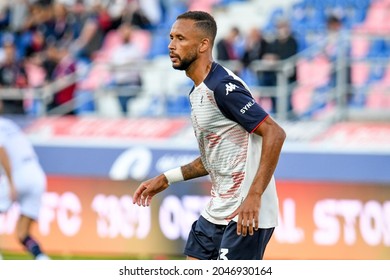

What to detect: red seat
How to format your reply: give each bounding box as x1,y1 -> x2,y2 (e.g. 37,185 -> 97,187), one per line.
366,84 -> 390,108
380,66 -> 390,86
188,0 -> 220,13
351,34 -> 370,58
297,56 -> 331,87
359,1 -> 390,34
93,29 -> 151,62
291,85 -> 315,114
351,62 -> 370,87
78,63 -> 110,91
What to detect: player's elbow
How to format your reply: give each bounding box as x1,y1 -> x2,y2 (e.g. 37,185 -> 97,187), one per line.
273,125 -> 286,147
279,126 -> 287,142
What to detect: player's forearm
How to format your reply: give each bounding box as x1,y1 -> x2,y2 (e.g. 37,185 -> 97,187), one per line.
163,157 -> 208,185
181,156 -> 209,180
251,124 -> 286,196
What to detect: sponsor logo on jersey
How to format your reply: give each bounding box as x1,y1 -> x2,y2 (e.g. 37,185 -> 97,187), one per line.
225,82 -> 238,95
240,99 -> 256,114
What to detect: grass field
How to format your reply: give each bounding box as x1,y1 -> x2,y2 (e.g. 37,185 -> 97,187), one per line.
0,250 -> 185,260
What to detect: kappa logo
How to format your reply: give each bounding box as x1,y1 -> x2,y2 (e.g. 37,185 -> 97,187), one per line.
225,82 -> 238,95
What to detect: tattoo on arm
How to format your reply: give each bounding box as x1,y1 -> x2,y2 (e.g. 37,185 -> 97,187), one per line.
181,157 -> 209,180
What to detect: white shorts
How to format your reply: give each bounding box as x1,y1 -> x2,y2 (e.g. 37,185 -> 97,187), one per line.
0,161 -> 46,220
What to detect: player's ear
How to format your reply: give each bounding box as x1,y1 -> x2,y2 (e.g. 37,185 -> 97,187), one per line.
199,38 -> 210,53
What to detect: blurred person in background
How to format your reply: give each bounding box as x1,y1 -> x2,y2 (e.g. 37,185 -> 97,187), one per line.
7,0 -> 30,33
44,42 -> 77,115
137,0 -> 162,28
262,19 -> 298,119
0,37 -> 29,115
241,27 -> 268,69
0,2 -> 10,31
240,26 -> 270,87
24,28 -> 49,61
68,2 -> 106,61
116,0 -> 153,30
324,15 -> 352,103
106,20 -> 144,114
23,1 -> 53,34
216,26 -> 243,62
0,113 -> 49,260
48,2 -> 77,47
133,11 -> 286,260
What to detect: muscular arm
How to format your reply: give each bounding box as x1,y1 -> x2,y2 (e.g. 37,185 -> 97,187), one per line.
181,156 -> 209,181
251,116 -> 286,196
133,156 -> 208,207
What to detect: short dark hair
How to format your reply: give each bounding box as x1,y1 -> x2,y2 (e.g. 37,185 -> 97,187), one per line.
327,15 -> 341,25
177,11 -> 217,45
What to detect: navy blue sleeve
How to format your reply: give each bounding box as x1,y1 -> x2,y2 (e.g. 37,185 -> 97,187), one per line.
214,78 -> 269,133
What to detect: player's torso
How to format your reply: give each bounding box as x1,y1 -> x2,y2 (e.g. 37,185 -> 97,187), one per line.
0,119 -> 37,170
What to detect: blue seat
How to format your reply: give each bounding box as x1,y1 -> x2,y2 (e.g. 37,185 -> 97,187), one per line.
367,64 -> 385,84
367,39 -> 388,58
74,89 -> 96,115
148,31 -> 170,59
166,95 -> 191,116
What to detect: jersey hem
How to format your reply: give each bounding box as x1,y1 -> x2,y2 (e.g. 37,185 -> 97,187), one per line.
201,213 -> 278,228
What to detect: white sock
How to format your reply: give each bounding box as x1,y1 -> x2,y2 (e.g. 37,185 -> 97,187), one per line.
35,254 -> 50,260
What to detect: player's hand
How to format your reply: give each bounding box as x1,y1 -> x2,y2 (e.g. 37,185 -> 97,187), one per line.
132,174 -> 169,207
226,195 -> 261,236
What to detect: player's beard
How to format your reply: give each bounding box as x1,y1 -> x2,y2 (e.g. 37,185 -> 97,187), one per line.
172,49 -> 198,71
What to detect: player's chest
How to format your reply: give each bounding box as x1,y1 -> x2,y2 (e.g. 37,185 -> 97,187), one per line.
190,90 -> 227,131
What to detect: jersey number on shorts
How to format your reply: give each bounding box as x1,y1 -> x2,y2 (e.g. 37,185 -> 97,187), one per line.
219,248 -> 229,260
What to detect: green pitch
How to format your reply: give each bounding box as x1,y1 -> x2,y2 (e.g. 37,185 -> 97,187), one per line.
1,250 -> 184,260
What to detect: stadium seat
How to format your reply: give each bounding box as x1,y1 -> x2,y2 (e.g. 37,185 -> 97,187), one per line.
359,1 -> 390,34
159,3 -> 188,29
148,30 -> 170,58
366,38 -> 389,58
349,87 -> 367,107
299,84 -> 334,118
94,29 -> 151,62
74,89 -> 96,115
188,0 -> 220,13
380,65 -> 390,86
166,94 -> 191,116
77,63 -> 110,91
350,33 -> 370,58
367,64 -> 386,84
127,95 -> 164,117
263,7 -> 285,34
291,85 -> 316,114
366,84 -> 390,109
351,62 -> 370,86
95,90 -> 124,118
297,55 -> 331,87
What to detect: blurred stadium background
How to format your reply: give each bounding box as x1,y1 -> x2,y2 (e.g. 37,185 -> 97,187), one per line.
0,0 -> 389,259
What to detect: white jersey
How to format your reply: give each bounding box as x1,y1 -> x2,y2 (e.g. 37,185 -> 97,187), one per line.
0,117 -> 38,171
190,62 -> 279,228
0,117 -> 46,219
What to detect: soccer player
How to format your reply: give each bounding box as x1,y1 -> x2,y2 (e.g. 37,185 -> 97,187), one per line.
0,115 -> 50,260
133,11 -> 286,260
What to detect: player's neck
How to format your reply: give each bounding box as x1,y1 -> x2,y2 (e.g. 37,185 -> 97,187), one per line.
186,59 -> 213,86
